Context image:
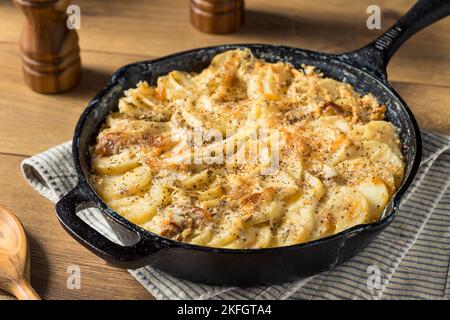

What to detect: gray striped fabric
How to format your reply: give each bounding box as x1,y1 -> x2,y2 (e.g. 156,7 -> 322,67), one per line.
21,130 -> 450,300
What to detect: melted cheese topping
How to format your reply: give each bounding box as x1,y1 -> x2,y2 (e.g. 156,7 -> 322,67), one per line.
90,49 -> 405,249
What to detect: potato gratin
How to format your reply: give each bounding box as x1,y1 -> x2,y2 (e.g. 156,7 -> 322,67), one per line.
90,49 -> 405,249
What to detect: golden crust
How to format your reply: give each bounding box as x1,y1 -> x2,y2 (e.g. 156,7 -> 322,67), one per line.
90,49 -> 405,249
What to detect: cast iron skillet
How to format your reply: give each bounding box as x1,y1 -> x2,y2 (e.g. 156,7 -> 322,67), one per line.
56,0 -> 450,286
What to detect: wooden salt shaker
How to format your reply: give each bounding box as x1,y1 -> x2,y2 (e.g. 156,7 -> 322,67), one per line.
190,0 -> 244,34
13,0 -> 81,94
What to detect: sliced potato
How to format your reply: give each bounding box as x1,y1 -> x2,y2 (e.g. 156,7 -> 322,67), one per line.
245,200 -> 284,226
356,179 -> 389,221
264,170 -> 299,200
334,157 -> 396,195
361,141 -> 405,185
119,85 -> 172,121
193,185 -> 224,201
225,227 -> 258,249
109,195 -> 157,224
248,62 -> 292,100
116,165 -> 152,196
181,169 -> 215,190
208,216 -> 243,248
190,228 -> 213,246
283,200 -> 316,244
329,134 -> 355,165
276,172 -> 325,245
157,70 -> 192,100
318,78 -> 342,100
150,183 -> 172,207
95,165 -> 152,200
352,121 -> 402,158
321,116 -> 351,133
328,186 -> 370,233
92,149 -> 140,175
305,171 -> 325,200
199,198 -> 223,209
107,117 -> 168,135
253,225 -> 272,248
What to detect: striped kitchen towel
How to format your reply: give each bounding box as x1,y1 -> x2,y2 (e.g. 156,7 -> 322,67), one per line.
21,130 -> 450,300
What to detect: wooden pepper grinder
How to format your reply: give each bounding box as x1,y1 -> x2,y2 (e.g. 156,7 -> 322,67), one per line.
13,0 -> 81,94
190,0 -> 244,34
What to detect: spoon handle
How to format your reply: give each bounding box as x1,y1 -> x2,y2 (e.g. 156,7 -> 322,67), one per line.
10,279 -> 41,300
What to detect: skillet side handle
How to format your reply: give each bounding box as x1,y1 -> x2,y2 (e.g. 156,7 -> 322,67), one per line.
55,185 -> 162,269
344,0 -> 450,80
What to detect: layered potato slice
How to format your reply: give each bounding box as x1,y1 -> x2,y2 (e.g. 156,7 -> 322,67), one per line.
106,116 -> 169,136
240,188 -> 285,226
177,97 -> 247,135
109,182 -> 172,225
109,194 -> 157,225
321,186 -> 370,234
356,179 -> 390,221
189,227 -> 214,246
93,165 -> 152,201
157,70 -> 194,101
335,157 -> 397,195
352,120 -> 402,158
361,141 -> 404,187
180,169 -> 215,191
119,81 -> 173,121
225,226 -> 258,249
275,172 -> 325,245
252,225 -> 273,248
92,149 -> 141,175
207,213 -> 244,248
277,128 -> 305,181
247,61 -> 293,101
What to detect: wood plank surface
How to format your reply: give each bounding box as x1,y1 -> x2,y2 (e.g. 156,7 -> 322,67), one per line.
0,0 -> 449,300
0,39 -> 447,158
0,42 -> 151,156
1,0 -> 450,87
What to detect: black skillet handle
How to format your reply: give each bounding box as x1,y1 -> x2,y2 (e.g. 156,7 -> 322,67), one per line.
344,0 -> 450,81
55,185 -> 163,268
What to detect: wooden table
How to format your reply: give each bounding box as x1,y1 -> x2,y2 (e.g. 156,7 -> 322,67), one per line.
0,0 -> 449,300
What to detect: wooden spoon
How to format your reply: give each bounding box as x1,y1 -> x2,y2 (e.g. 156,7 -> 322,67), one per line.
0,205 -> 40,300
